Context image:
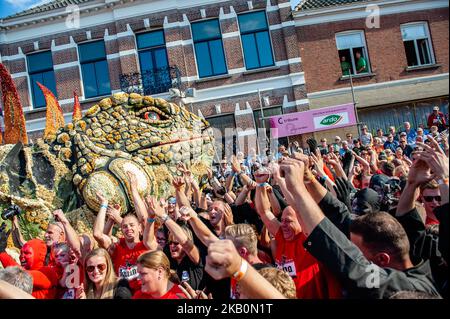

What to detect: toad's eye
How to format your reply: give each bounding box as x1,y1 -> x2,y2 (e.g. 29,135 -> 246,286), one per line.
144,112 -> 160,121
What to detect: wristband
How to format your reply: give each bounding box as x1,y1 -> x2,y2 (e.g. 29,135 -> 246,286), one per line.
232,259 -> 248,282
100,204 -> 108,209
161,214 -> 170,223
147,217 -> 156,224
258,182 -> 270,187
437,177 -> 449,185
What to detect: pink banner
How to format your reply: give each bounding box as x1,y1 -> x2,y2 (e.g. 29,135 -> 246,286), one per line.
269,103 -> 357,138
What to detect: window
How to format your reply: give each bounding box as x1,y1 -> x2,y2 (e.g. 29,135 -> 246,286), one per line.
207,114 -> 236,156
27,51 -> 57,108
78,41 -> 111,98
136,30 -> 171,95
401,22 -> 435,67
238,11 -> 274,70
336,31 -> 371,76
191,19 -> 227,78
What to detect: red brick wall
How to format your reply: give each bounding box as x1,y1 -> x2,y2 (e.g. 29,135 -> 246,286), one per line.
297,8 -> 449,93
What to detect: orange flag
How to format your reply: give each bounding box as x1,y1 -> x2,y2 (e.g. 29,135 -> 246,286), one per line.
37,82 -> 65,140
0,63 -> 28,144
72,91 -> 82,122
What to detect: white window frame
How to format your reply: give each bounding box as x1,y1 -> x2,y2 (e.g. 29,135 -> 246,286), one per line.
400,21 -> 436,67
335,30 -> 371,76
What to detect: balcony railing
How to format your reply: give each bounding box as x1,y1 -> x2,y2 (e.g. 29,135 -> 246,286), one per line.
119,66 -> 182,96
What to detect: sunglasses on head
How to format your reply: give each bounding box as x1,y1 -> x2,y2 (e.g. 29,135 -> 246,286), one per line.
423,196 -> 441,202
86,264 -> 107,273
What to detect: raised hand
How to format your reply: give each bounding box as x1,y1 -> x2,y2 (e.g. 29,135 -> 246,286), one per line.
205,240 -> 242,280
52,209 -> 69,224
172,176 -> 186,190
96,192 -> 108,205
279,158 -> 305,190
254,167 -> 271,184
333,177 -> 353,211
126,171 -> 139,190
106,204 -> 122,224
406,156 -> 434,187
231,155 -> 241,173
145,195 -> 165,218
177,282 -> 211,299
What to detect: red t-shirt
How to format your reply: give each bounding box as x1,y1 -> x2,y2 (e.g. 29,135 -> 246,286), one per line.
274,230 -> 341,299
132,284 -> 186,299
111,238 -> 148,293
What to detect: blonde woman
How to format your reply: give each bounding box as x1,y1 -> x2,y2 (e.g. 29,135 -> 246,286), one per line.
133,250 -> 186,299
82,248 -> 131,299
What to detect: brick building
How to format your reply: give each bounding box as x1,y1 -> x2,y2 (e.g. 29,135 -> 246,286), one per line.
294,0 -> 449,141
0,0 -> 308,156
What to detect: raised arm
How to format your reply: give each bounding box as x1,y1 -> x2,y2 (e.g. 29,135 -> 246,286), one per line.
173,177 -> 192,209
127,171 -> 148,224
93,192 -> 113,250
205,240 -> 285,299
149,198 -> 200,264
396,160 -> 433,217
279,159 -> 325,235
53,209 -> 82,258
186,209 -> 219,247
327,152 -> 348,179
11,216 -> 26,248
254,184 -> 280,237
0,280 -> 35,299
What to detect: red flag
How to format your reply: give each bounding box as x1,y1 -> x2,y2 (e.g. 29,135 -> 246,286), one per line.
0,63 -> 28,144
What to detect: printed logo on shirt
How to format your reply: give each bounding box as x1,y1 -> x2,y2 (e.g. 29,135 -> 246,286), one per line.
119,262 -> 139,281
62,288 -> 76,299
181,270 -> 190,282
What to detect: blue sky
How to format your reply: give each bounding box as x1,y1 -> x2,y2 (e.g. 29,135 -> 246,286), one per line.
0,0 -> 301,19
0,0 -> 52,19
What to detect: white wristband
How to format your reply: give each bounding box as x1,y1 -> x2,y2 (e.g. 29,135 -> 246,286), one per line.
232,259 -> 248,281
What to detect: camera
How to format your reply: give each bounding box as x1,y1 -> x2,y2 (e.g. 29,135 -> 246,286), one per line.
1,205 -> 22,220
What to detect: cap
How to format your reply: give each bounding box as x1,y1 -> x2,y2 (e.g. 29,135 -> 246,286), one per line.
433,106 -> 439,111
400,132 -> 407,136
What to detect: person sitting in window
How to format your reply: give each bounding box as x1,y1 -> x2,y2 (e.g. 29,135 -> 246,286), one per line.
355,51 -> 368,74
340,55 -> 351,76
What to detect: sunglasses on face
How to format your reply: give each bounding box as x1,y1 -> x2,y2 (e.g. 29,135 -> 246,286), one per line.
423,196 -> 441,202
86,264 -> 107,273
168,241 -> 180,246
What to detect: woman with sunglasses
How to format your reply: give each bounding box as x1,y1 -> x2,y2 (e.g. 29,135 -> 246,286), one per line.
146,196 -> 204,290
82,248 -> 132,299
133,250 -> 187,299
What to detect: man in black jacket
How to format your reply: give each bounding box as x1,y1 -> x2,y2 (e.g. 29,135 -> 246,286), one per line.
276,157 -> 441,299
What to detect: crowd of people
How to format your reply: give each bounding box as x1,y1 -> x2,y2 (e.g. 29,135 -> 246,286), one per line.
0,114 -> 449,300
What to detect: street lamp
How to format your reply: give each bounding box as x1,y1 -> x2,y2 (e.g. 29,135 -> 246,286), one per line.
348,71 -> 362,138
